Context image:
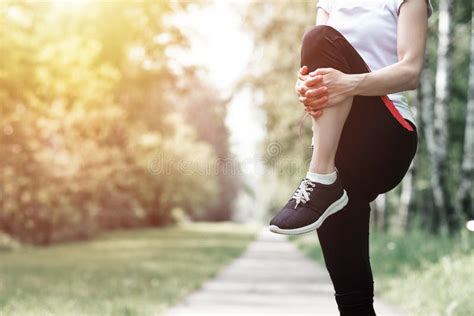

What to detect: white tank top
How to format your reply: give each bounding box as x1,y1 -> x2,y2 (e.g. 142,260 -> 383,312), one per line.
316,0 -> 433,128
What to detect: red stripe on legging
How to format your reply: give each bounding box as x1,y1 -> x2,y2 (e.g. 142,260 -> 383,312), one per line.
361,60 -> 414,132
380,95 -> 414,131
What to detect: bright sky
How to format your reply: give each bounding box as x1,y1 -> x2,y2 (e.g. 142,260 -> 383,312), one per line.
178,1 -> 265,164
178,1 -> 267,220
182,1 -> 252,91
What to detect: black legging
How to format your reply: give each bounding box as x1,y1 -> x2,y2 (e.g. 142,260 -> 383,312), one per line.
300,25 -> 418,315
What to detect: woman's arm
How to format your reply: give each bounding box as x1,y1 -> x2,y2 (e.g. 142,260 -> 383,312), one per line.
346,0 -> 429,96
303,0 -> 430,111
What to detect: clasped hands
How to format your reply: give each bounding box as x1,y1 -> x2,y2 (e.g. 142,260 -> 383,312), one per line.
295,65 -> 354,117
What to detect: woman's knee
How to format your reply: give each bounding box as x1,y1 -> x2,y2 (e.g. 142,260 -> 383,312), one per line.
300,25 -> 350,73
302,24 -> 335,46
301,25 -> 332,57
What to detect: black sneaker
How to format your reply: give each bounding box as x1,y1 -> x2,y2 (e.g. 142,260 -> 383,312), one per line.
269,173 -> 348,235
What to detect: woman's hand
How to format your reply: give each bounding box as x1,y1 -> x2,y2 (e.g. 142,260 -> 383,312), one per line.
300,67 -> 356,116
295,66 -> 309,95
295,66 -> 325,117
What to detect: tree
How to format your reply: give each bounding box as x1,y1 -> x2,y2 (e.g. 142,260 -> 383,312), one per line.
177,80 -> 240,221
455,5 -> 474,221
429,0 -> 456,232
0,2 -> 222,244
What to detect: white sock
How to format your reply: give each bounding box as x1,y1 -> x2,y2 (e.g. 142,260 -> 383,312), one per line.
306,168 -> 337,185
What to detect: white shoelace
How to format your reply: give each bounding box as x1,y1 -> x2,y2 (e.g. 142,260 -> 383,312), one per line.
292,178 -> 316,208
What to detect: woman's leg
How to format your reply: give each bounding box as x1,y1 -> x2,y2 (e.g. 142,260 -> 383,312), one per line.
301,25 -> 356,175
268,25 -> 357,235
309,96 -> 353,174
298,25 -> 418,315
300,25 -> 375,315
317,99 -> 417,316
317,191 -> 375,315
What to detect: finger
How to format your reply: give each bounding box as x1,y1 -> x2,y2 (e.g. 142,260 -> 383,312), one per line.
305,75 -> 324,87
299,86 -> 309,96
299,96 -> 307,103
305,86 -> 328,98
304,104 -> 315,111
309,68 -> 331,76
311,110 -> 323,117
298,66 -> 309,80
298,73 -> 308,81
306,96 -> 329,109
298,70 -> 309,80
299,65 -> 309,75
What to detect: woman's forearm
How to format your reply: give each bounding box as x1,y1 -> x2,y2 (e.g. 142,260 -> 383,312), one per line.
347,60 -> 420,97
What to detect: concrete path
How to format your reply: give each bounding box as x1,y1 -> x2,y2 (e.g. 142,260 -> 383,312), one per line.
166,228 -> 404,316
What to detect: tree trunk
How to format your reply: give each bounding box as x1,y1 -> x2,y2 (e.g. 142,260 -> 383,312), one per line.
371,194 -> 387,232
420,52 -> 441,232
456,7 -> 474,220
432,0 -> 456,232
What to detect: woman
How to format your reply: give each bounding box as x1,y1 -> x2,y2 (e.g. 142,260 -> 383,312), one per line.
269,0 -> 433,314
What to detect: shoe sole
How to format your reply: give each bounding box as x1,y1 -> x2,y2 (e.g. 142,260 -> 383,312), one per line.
269,190 -> 349,235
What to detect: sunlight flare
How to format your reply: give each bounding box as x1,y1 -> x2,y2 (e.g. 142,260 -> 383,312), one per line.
51,0 -> 89,11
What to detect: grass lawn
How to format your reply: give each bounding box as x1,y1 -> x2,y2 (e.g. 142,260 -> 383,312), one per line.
0,222 -> 257,316
290,229 -> 474,316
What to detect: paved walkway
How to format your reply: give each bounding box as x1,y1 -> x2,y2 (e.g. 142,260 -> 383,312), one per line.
166,228 -> 404,316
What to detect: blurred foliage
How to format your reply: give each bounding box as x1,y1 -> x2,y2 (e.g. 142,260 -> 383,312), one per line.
242,0 -> 473,232
177,81 -> 241,221
0,1 -> 236,244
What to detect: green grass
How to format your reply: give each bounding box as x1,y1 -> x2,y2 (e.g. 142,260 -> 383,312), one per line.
0,222 -> 257,316
290,229 -> 474,316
